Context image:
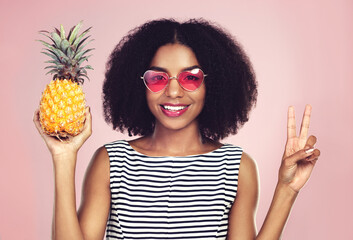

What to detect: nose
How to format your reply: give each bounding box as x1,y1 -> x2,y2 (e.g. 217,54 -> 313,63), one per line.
164,77 -> 184,98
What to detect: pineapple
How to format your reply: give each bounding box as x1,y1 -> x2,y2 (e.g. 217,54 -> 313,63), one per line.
38,21 -> 94,139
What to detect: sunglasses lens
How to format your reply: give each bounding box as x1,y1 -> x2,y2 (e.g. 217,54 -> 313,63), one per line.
143,68 -> 205,92
178,69 -> 204,91
144,71 -> 169,92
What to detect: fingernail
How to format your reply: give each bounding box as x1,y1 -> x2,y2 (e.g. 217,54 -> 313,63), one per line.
305,148 -> 314,154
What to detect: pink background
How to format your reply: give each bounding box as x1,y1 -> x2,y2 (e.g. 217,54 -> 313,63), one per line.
1,0 -> 352,239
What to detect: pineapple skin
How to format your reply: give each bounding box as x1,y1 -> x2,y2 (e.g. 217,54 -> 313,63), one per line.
39,79 -> 86,137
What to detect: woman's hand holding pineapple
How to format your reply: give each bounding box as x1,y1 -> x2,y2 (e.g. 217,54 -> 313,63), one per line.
33,107 -> 92,160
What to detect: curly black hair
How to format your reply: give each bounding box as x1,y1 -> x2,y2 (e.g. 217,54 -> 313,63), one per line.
103,18 -> 257,141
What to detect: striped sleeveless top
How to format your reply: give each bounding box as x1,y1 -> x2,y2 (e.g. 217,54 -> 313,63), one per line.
104,140 -> 242,240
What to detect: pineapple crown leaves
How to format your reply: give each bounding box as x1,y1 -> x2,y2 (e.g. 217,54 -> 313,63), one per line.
38,21 -> 94,84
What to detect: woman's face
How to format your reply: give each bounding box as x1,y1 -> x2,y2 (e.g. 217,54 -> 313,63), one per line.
146,43 -> 206,132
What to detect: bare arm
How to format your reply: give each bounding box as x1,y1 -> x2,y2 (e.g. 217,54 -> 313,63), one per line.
78,147 -> 111,239
227,105 -> 321,240
34,108 -> 110,239
227,152 -> 259,239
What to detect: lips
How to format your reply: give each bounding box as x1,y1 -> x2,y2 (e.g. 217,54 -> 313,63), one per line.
160,104 -> 189,117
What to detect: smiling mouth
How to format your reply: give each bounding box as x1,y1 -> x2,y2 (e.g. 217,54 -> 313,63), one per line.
161,105 -> 189,111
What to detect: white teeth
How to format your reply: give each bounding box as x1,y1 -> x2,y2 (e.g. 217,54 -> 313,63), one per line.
162,105 -> 188,111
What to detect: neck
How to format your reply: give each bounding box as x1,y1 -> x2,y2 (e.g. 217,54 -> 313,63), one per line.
149,121 -> 204,155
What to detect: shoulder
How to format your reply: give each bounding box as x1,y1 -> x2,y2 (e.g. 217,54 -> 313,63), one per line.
93,145 -> 109,158
237,151 -> 259,198
83,146 -> 110,187
239,152 -> 258,175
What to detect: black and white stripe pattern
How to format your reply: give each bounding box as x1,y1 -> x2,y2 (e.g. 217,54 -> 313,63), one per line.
105,140 -> 242,240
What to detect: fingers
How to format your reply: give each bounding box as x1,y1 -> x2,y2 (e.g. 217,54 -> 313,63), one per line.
304,135 -> 320,161
34,107 -> 92,140
284,135 -> 320,165
84,106 -> 92,136
287,106 -> 297,140
285,149 -> 311,166
284,146 -> 320,166
306,148 -> 320,161
304,135 -> 317,149
299,104 -> 312,147
76,106 -> 92,141
85,106 -> 92,128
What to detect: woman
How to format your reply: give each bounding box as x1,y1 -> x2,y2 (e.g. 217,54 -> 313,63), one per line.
34,19 -> 320,239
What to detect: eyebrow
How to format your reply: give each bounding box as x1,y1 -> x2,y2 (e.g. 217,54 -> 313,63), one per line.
149,65 -> 201,72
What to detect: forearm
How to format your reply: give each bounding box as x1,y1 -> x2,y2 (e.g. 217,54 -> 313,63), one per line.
52,153 -> 84,240
256,183 -> 298,240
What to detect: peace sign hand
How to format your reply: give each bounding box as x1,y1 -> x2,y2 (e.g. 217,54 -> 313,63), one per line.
278,105 -> 321,193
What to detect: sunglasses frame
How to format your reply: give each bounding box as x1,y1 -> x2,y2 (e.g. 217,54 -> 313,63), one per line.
141,68 -> 207,93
